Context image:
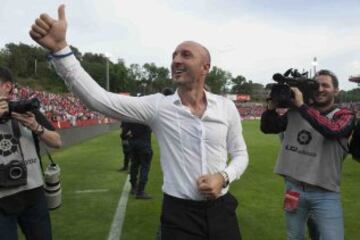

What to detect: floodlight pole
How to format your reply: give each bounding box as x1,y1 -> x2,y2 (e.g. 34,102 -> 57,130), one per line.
312,57 -> 318,76
106,58 -> 110,91
34,58 -> 37,76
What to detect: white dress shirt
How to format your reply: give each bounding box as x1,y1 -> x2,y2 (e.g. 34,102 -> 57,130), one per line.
52,47 -> 249,200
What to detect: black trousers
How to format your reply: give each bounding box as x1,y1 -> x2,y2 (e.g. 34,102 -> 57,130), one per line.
129,141 -> 153,192
121,142 -> 131,168
160,193 -> 241,240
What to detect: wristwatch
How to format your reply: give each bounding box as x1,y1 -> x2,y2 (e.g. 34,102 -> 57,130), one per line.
35,125 -> 45,136
220,171 -> 230,188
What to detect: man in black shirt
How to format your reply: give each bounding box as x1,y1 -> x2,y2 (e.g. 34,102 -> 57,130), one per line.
119,122 -> 131,171
126,122 -> 153,199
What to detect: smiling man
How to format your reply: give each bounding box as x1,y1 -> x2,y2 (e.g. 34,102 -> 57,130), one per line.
261,70 -> 355,240
29,5 -> 249,240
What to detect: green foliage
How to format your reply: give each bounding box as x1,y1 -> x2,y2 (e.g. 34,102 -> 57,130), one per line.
1,42 -> 358,101
206,66 -> 232,94
338,88 -> 360,102
231,75 -> 266,101
142,63 -> 172,94
231,75 -> 247,93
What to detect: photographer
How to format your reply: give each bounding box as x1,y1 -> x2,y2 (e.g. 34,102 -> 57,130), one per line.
0,67 -> 62,240
261,70 -> 355,240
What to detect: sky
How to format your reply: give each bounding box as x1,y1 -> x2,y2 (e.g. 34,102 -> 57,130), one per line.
1,0 -> 360,90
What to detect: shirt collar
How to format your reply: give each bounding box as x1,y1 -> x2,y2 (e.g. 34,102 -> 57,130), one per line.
172,89 -> 216,106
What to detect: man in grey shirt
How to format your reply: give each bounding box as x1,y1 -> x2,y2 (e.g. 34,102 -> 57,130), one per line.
29,5 -> 248,240
261,70 -> 354,240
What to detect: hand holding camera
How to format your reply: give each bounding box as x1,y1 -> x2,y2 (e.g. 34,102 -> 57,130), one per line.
11,111 -> 39,132
0,97 -> 9,118
290,87 -> 304,108
0,97 -> 41,118
267,68 -> 318,108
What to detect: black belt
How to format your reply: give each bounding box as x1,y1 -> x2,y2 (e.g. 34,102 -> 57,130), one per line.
163,193 -> 230,208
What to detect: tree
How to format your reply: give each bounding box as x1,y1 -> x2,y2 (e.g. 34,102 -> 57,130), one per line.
127,64 -> 144,95
110,60 -> 129,93
206,66 -> 231,94
3,43 -> 46,78
231,75 -> 247,94
142,63 -> 172,94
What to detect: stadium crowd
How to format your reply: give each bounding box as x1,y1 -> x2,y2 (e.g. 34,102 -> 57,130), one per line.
9,85 -> 360,127
11,85 -> 106,127
341,101 -> 360,118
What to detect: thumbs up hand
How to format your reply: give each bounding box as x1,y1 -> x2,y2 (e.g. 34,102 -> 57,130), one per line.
30,4 -> 68,52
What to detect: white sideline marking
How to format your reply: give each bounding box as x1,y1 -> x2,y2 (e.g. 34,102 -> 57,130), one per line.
107,175 -> 131,240
75,189 -> 109,194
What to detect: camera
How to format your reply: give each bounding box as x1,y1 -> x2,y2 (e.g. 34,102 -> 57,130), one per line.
8,98 -> 40,114
44,163 -> 62,210
0,160 -> 27,187
267,68 -> 319,108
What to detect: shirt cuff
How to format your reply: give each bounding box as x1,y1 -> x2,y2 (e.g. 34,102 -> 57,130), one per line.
53,46 -> 72,55
224,157 -> 248,183
51,46 -> 79,75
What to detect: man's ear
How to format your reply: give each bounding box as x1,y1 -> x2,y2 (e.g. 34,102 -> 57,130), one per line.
4,82 -> 13,94
202,63 -> 210,74
0,81 -> 13,96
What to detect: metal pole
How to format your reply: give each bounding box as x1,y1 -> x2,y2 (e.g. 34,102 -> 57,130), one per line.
34,58 -> 37,76
312,57 -> 317,75
106,58 -> 109,91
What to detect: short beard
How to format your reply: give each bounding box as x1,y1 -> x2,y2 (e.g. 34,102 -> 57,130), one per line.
313,98 -> 334,108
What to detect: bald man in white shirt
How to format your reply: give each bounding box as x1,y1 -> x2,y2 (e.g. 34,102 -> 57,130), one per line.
30,5 -> 249,240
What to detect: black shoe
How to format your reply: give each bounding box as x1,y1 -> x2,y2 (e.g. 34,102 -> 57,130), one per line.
130,187 -> 137,195
135,192 -> 152,199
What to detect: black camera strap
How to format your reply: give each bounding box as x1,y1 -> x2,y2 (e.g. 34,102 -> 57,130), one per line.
45,149 -> 55,165
38,148 -> 57,175
10,119 -> 27,163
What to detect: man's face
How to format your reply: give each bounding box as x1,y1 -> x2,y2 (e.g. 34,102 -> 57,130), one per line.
313,75 -> 338,107
171,41 -> 209,87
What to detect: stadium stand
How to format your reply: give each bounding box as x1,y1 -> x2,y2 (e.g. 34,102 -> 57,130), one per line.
11,86 -> 114,128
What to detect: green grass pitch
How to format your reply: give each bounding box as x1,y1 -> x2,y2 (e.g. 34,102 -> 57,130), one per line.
40,120 -> 360,240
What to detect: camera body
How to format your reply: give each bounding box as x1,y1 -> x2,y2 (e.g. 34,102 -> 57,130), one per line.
1,98 -> 41,120
8,98 -> 40,114
267,69 -> 319,108
43,163 -> 62,210
0,160 -> 27,187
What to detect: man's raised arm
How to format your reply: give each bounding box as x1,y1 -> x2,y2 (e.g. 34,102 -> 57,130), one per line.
29,5 -> 160,124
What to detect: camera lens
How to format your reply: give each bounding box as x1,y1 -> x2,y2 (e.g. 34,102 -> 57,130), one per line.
9,166 -> 24,179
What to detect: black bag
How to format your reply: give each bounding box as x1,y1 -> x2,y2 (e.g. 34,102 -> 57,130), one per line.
349,119 -> 360,161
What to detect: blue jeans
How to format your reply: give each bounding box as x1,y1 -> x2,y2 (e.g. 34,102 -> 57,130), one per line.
0,190 -> 52,240
284,179 -> 343,240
